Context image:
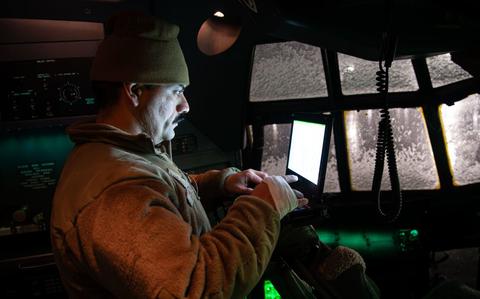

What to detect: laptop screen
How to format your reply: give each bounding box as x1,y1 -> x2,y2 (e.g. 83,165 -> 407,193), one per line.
286,113 -> 332,199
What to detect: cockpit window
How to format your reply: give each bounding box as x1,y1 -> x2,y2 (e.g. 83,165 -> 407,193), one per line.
426,53 -> 472,88
324,133 -> 340,193
261,124 -> 290,176
261,123 -> 340,193
249,41 -> 328,102
440,94 -> 480,185
338,53 -> 418,95
345,108 -> 439,190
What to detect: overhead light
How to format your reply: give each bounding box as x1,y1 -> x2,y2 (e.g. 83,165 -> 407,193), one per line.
213,11 -> 225,18
197,12 -> 242,56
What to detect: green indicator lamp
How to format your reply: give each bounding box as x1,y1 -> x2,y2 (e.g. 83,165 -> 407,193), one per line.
264,280 -> 281,299
409,229 -> 419,240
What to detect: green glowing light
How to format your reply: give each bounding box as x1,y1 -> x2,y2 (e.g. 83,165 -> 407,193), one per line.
337,231 -> 367,249
85,97 -> 96,105
315,229 -> 422,256
409,229 -> 419,239
264,280 -> 281,299
367,232 -> 394,244
316,229 -> 338,245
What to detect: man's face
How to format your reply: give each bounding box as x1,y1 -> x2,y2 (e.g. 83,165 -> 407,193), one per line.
134,83 -> 189,145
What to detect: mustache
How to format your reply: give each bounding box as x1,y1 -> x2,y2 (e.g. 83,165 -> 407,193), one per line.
173,113 -> 187,124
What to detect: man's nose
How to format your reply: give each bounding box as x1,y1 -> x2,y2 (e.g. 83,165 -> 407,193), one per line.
177,95 -> 189,113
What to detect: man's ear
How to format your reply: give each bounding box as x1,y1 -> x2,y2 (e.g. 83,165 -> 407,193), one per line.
123,82 -> 142,107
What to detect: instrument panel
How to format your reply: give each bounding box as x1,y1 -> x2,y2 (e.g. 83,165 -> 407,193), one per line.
2,58 -> 96,122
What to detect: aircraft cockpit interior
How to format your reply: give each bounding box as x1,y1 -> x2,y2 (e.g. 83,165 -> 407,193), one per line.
1,0 -> 479,298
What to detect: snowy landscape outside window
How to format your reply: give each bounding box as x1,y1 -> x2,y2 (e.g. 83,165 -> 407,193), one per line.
345,108 -> 439,190
338,53 -> 418,95
249,41 -> 328,102
440,94 -> 480,185
261,124 -> 340,192
426,53 -> 473,88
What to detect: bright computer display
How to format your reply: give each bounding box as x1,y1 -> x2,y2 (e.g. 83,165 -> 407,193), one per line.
287,120 -> 326,185
286,114 -> 332,198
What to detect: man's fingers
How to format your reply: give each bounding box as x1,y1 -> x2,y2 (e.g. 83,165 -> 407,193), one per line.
292,189 -> 304,199
246,168 -> 268,179
297,198 -> 309,207
282,175 -> 298,183
238,186 -> 254,194
246,170 -> 265,185
225,169 -> 270,195
253,170 -> 269,180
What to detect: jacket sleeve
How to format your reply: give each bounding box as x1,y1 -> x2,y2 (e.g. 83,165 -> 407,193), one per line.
189,167 -> 240,211
72,178 -> 280,299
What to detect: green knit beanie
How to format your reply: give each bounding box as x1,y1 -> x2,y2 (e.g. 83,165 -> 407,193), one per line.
90,12 -> 189,85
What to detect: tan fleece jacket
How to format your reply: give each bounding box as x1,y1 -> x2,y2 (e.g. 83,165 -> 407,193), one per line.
50,122 -> 280,299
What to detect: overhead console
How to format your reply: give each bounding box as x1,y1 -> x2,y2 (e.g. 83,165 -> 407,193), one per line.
1,18 -> 103,128
233,0 -> 480,61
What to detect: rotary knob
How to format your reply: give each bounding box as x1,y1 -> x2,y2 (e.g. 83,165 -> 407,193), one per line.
12,206 -> 28,223
59,82 -> 81,105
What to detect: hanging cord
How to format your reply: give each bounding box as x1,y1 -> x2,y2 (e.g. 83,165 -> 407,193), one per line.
372,32 -> 402,223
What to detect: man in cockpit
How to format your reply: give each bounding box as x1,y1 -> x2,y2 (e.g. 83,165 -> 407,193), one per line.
50,12 -> 377,298
49,11 -> 308,298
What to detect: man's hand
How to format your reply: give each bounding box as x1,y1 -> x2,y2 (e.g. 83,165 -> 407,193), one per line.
225,170 -> 308,218
224,169 -> 268,195
225,169 -> 302,196
251,176 -> 309,219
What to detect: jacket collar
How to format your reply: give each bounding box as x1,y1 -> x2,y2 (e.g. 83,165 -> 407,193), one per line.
67,121 -> 169,156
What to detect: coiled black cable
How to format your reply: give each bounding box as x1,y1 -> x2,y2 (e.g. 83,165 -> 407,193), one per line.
372,58 -> 403,222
